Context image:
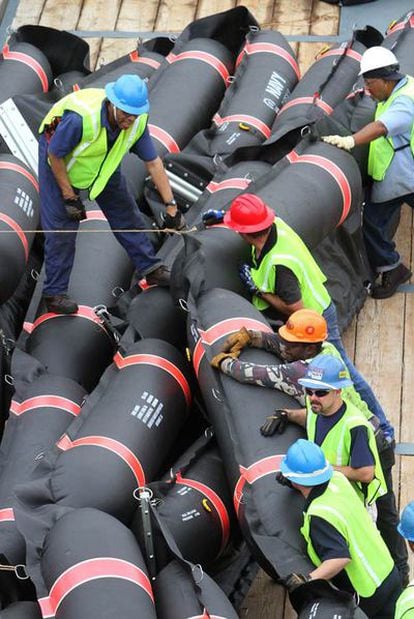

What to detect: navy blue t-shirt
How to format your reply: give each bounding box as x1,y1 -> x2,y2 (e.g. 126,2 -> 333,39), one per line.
47,101 -> 157,161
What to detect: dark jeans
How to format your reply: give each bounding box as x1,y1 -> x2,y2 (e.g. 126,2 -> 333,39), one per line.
359,566 -> 402,618
363,193 -> 414,272
376,440 -> 409,585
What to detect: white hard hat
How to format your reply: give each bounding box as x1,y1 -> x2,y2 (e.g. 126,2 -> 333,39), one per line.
359,46 -> 399,76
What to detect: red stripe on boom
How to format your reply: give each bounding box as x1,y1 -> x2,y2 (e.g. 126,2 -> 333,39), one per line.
113,352 -> 191,408
213,113 -> 271,139
129,50 -> 161,69
0,508 -> 15,522
23,305 -> 109,335
2,43 -> 49,92
236,42 -> 300,79
38,558 -> 153,618
206,178 -> 251,193
387,15 -> 414,34
167,50 -> 229,84
278,96 -> 333,116
233,455 -> 284,516
148,124 -> 180,153
175,472 -> 230,553
0,161 -> 39,191
85,209 -> 107,222
317,48 -> 362,62
10,395 -> 81,417
286,150 -> 351,225
57,434 -> 146,487
0,213 -> 29,261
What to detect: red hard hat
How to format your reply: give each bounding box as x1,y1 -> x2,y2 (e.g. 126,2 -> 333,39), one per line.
224,194 -> 275,233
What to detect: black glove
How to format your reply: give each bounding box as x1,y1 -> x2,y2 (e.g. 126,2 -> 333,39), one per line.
64,196 -> 87,221
162,210 -> 187,231
281,573 -> 310,593
239,263 -> 262,296
275,472 -> 293,489
260,409 -> 289,436
202,209 -> 225,226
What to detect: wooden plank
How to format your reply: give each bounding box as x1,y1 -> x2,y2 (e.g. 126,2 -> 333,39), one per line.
155,0 -> 197,32
235,0 -> 275,28
117,0 -> 160,32
79,0 -> 122,30
239,569 -> 286,618
343,316 -> 357,364
12,0 -> 45,27
39,0 -> 83,29
96,38 -> 140,69
88,38 -> 105,71
197,0 -> 235,20
311,0 -> 339,36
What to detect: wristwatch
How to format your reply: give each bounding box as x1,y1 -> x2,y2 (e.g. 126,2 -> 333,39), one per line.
165,199 -> 177,207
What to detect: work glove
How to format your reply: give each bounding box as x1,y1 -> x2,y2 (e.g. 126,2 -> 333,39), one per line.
281,573 -> 310,593
162,210 -> 187,231
275,472 -> 293,489
64,196 -> 87,221
202,209 -> 225,226
321,135 -> 355,151
260,409 -> 289,436
239,263 -> 262,297
222,327 -> 252,353
210,350 -> 240,369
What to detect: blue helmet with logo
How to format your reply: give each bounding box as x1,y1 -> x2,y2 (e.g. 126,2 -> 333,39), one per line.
397,501 -> 414,541
105,74 -> 149,115
298,353 -> 353,391
281,439 -> 333,486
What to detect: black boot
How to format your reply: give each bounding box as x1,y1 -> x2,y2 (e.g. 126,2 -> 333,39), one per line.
145,265 -> 171,287
43,293 -> 79,314
371,264 -> 412,299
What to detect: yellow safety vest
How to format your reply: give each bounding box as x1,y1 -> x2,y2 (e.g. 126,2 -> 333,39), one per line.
39,88 -> 148,199
395,581 -> 414,618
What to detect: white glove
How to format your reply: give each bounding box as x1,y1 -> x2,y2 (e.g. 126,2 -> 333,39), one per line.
322,135 -> 355,151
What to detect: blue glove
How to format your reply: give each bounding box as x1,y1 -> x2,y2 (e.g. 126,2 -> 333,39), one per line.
202,209 -> 225,226
239,263 -> 262,297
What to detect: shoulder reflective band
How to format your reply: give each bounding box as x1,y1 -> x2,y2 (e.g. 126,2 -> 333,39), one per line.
206,178 -> 251,193
175,471 -> 230,554
38,557 -> 154,618
85,209 -> 107,222
0,160 -> 39,191
192,317 -> 272,378
0,508 -> 15,522
23,305 -> 111,337
213,113 -> 271,139
57,434 -> 146,487
166,51 -> 230,85
0,213 -> 29,261
316,47 -> 362,63
387,14 -> 414,34
278,96 -> 333,117
233,454 -> 284,516
236,42 -> 300,79
129,50 -> 161,69
113,351 -> 191,408
10,395 -> 81,417
1,44 -> 49,92
148,124 -> 180,153
286,149 -> 351,225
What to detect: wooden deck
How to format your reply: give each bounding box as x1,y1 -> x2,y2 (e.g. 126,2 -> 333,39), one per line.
8,0 -> 414,616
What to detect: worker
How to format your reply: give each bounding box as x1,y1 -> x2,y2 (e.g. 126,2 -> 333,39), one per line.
279,439 -> 401,618
395,501 -> 414,618
38,74 -> 184,314
220,193 -> 388,435
210,310 -> 408,585
322,47 -> 413,299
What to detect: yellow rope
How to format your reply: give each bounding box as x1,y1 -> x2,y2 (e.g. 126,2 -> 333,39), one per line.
0,226 -> 198,235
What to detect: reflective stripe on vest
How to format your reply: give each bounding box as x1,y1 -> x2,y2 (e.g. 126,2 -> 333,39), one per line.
306,400 -> 386,505
395,582 -> 414,619
301,472 -> 394,598
368,76 -> 414,181
39,88 -> 148,199
250,218 -> 331,313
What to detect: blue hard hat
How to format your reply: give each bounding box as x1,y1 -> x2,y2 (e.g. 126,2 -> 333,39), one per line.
105,74 -> 149,115
281,439 -> 333,486
298,353 -> 353,391
397,501 -> 414,541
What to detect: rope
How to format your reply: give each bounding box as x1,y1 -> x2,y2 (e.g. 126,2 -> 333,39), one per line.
0,226 -> 198,235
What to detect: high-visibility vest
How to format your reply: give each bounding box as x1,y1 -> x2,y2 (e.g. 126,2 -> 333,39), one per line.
250,218 -> 331,313
395,581 -> 414,618
368,76 -> 414,182
301,471 -> 394,598
306,399 -> 387,505
39,88 -> 148,199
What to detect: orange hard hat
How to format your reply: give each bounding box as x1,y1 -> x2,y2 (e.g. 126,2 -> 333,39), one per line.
223,194 -> 275,233
278,309 -> 328,343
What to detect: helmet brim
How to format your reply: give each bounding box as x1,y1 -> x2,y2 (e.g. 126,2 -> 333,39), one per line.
223,205 -> 275,233
298,377 -> 353,390
105,82 -> 149,115
280,459 -> 333,486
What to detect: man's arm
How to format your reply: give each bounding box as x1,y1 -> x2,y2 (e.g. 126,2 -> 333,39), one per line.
261,265 -> 304,317
309,557 -> 351,580
334,425 -> 375,484
260,291 -> 304,316
332,464 -> 374,484
48,153 -> 78,200
352,120 -> 387,146
145,157 -> 177,216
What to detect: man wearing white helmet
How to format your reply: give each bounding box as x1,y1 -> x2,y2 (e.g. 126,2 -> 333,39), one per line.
322,46 -> 413,299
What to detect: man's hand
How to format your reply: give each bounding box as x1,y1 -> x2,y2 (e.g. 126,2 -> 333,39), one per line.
281,573 -> 310,593
222,327 -> 252,353
260,409 -> 289,436
210,350 -> 240,369
239,264 -> 262,296
64,197 -> 87,221
202,209 -> 225,226
321,135 -> 355,151
162,210 -> 187,231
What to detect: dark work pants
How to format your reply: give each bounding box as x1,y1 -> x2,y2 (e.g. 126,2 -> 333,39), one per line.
359,566 -> 402,618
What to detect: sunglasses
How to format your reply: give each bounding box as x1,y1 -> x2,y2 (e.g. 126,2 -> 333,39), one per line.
304,387 -> 331,398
